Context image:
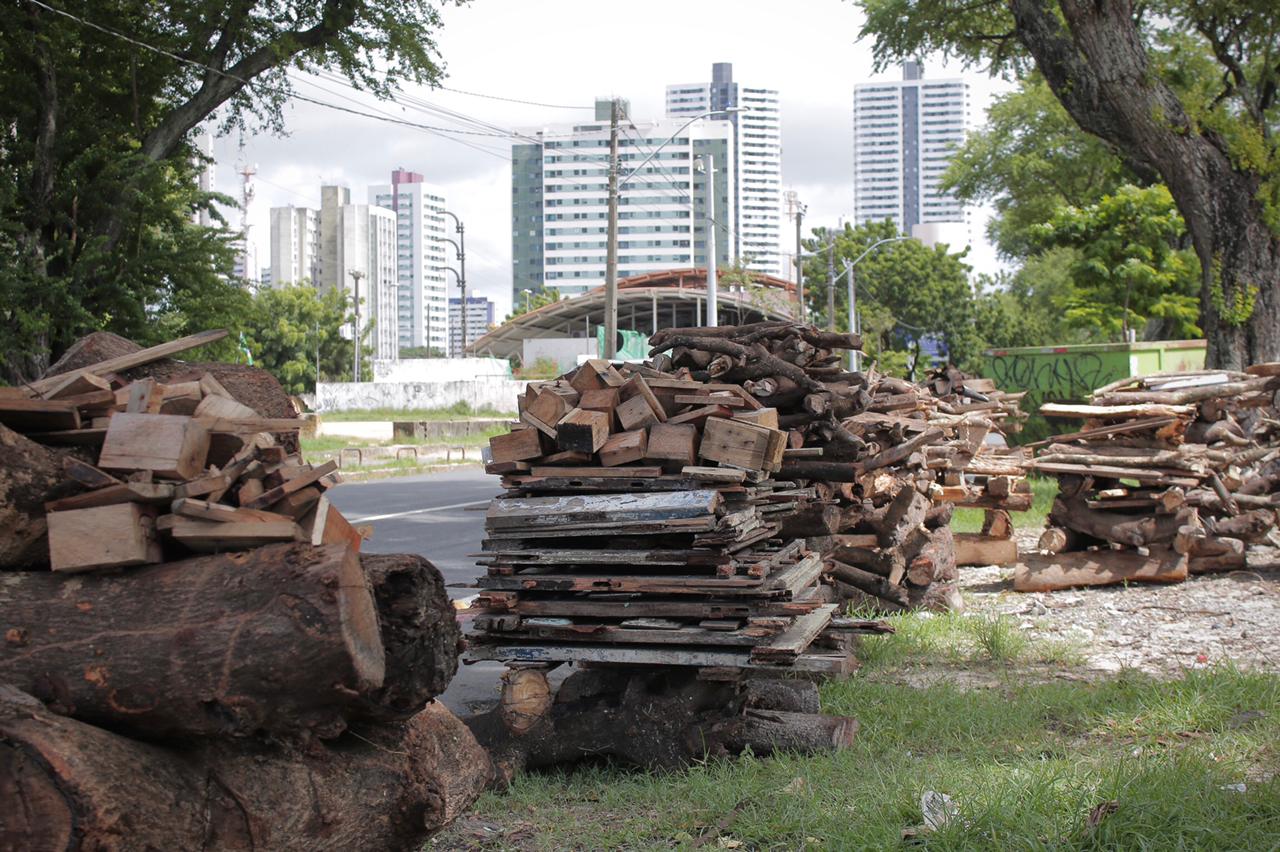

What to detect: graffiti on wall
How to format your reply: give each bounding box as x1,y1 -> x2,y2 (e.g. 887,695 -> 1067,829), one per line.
988,351 -> 1122,413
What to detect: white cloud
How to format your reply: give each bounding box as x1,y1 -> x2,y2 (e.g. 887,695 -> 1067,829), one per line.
210,0 -> 1014,320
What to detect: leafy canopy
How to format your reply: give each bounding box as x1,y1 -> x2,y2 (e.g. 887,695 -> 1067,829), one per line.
242,284 -> 370,394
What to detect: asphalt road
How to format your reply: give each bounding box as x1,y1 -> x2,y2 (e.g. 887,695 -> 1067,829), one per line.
327,466 -> 508,714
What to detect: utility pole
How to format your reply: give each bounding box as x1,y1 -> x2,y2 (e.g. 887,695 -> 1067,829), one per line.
348,269 -> 365,381
442,211 -> 466,353
604,98 -> 621,359
789,194 -> 806,323
703,154 -> 718,328
845,258 -> 859,371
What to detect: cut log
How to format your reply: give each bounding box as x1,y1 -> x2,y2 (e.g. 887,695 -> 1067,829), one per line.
906,525 -> 956,585
0,422 -> 82,569
98,413 -> 210,480
778,503 -> 841,537
598,429 -> 648,467
0,686 -> 488,852
1014,547 -> 1188,592
954,533 -> 1019,566
555,408 -> 610,453
464,667 -> 855,786
488,428 -> 545,464
0,542 -> 386,740
644,421 -> 698,465
825,560 -> 910,607
874,485 -> 929,549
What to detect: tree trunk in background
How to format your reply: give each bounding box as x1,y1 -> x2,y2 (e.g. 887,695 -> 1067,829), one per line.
1010,0 -> 1280,368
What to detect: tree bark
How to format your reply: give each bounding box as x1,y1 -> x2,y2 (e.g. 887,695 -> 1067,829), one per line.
356,553 -> 462,721
0,423 -> 82,569
1010,0 -> 1280,368
0,543 -> 387,741
0,686 -> 489,852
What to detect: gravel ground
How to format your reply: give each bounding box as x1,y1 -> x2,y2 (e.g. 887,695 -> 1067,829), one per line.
959,529 -> 1280,677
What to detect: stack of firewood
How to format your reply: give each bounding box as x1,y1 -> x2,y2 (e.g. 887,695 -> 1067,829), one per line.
0,330 -> 486,850
1019,366 -> 1280,591
646,322 -> 1030,612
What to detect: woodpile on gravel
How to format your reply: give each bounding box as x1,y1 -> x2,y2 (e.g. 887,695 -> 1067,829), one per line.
1020,366 -> 1280,591
0,330 -> 485,851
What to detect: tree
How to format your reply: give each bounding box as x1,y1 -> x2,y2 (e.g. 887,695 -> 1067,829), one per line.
242,285 -> 369,394
942,74 -> 1134,258
1029,184 -> 1201,340
973,248 -> 1094,349
1,0 -> 451,379
399,346 -> 447,358
505,288 -> 561,322
857,0 -> 1280,368
802,221 -> 981,375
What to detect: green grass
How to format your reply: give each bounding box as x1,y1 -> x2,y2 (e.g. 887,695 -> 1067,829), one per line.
319,401 -> 515,421
951,475 -> 1058,534
301,425 -> 509,456
850,610 -> 1084,671
439,663 -> 1280,850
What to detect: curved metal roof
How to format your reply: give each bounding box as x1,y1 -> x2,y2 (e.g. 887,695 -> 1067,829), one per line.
467,268 -> 798,361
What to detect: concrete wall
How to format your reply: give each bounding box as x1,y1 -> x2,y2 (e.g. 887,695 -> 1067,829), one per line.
315,378 -> 526,413
523,337 -> 597,372
372,357 -> 512,383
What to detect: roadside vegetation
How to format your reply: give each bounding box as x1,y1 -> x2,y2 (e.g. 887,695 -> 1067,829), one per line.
319,402 -> 515,422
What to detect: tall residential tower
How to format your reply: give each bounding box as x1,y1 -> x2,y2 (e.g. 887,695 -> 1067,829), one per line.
268,205 -> 320,286
852,61 -> 971,245
369,170 -> 450,354
667,63 -> 784,276
511,99 -> 736,299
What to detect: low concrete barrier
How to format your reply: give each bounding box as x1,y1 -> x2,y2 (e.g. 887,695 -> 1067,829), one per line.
314,379 -> 527,413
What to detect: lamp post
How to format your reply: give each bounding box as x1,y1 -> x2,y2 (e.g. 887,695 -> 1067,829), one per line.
696,153 -> 718,327
445,267 -> 462,357
347,268 -> 364,381
521,288 -> 532,313
441,210 -> 465,351
845,236 -> 910,370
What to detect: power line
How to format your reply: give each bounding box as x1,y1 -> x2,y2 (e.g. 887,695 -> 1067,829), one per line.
439,85 -> 592,111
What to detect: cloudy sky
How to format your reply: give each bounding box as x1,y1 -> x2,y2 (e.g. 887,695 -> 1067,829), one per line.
212,0 -> 1013,318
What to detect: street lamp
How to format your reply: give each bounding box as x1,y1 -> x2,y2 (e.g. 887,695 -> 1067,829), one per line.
445,266 -> 462,357
347,268 -> 364,382
846,236 -> 911,370
441,210 -> 466,351
521,288 -> 532,313
695,154 -> 719,327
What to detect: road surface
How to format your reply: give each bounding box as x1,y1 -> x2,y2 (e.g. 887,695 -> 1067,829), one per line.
327,466 -> 509,714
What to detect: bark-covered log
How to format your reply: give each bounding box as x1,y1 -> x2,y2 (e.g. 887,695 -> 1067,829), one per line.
0,686 -> 488,851
0,423 -> 81,569
465,667 -> 856,786
0,543 -> 386,740
742,678 -> 820,714
874,484 -> 929,549
906,526 -> 956,587
357,553 -> 462,721
778,503 -> 841,537
825,560 -> 910,607
1205,509 -> 1278,543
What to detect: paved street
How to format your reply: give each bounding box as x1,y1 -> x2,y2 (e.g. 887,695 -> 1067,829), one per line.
327,466 -> 507,714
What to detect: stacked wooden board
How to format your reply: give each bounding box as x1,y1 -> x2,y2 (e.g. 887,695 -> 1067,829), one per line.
1019,366 -> 1280,591
0,330 -> 486,850
469,356 -> 890,674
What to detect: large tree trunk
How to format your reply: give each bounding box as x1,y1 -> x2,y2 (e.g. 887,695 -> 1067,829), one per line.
1010,0 -> 1280,368
0,686 -> 489,851
466,667 -> 857,787
357,553 -> 462,720
0,423 -> 81,569
0,543 -> 387,741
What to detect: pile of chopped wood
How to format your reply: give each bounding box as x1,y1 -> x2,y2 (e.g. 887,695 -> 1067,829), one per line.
0,330 -> 486,851
647,323 -> 1030,613
471,357 -> 875,676
1019,366 -> 1280,592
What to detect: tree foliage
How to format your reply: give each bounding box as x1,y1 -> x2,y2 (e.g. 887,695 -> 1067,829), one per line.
0,0 -> 453,380
856,0 -> 1280,367
802,221 -> 980,375
241,284 -> 368,395
505,287 -> 561,322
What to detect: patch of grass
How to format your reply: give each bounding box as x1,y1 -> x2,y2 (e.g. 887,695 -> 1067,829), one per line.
439,666 -> 1280,850
320,403 -> 515,421
971,615 -> 1029,663
301,426 -> 508,457
952,475 -> 1058,534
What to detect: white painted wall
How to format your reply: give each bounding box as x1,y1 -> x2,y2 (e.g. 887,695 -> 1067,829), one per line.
371,357 -> 512,383
315,378 -> 526,413
523,338 -> 597,372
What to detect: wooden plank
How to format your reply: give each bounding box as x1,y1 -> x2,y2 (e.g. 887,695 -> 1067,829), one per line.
734,407 -> 779,429
667,404 -> 732,426
1028,461 -> 1201,486
193,394 -> 258,420
699,417 -> 777,471
41,371 -> 112,401
480,548 -> 730,567
27,329 -> 230,396
299,496 -> 362,551
488,427 -> 545,464
954,533 -> 1019,566
61,457 -> 122,490
0,398 -> 80,432
197,417 -> 301,434
578,387 -> 620,420
1040,402 -> 1195,419
619,375 -> 668,422
615,394 -> 660,431
477,573 -> 767,594
159,517 -> 301,551
751,604 -> 838,662
47,503 -> 163,573
555,407 -> 610,453
1013,547 -> 1188,592
674,393 -> 745,407
44,482 -> 174,512
469,623 -> 764,648
486,488 -> 719,529
465,641 -> 842,670
681,466 -> 747,484
484,595 -> 826,620
241,460 -> 338,510
170,497 -> 293,525
98,413 -> 210,480
598,429 -> 647,467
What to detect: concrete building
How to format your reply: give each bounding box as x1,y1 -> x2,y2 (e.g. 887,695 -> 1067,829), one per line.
448,296 -> 495,357
318,185 -> 349,292
852,61 -> 971,246
667,62 -> 784,276
369,170 -> 450,355
512,100 -> 736,300
316,185 -> 398,362
268,205 -> 320,286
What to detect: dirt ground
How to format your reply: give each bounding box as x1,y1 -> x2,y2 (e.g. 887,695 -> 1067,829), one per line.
958,529 -> 1280,677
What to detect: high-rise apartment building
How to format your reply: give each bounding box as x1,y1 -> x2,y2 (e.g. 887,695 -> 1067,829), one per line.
448,296 -> 495,357
667,63 -> 783,276
512,100 -> 735,299
317,186 -> 399,362
268,205 -> 320,286
852,61 -> 971,245
369,170 -> 450,355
